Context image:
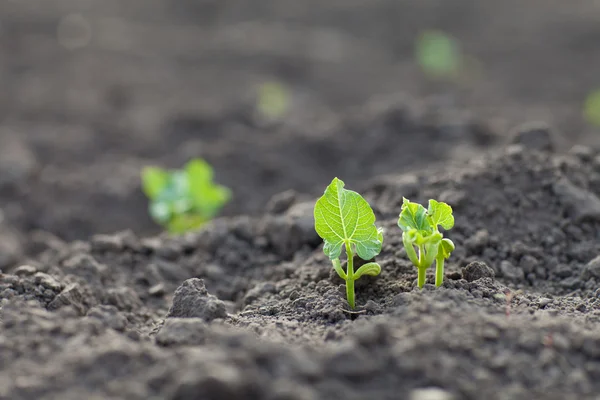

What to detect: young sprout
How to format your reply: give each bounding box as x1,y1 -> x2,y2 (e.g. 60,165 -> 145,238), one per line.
141,159 -> 231,234
314,178 -> 383,309
398,198 -> 455,288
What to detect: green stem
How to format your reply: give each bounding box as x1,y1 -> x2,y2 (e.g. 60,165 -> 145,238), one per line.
417,245 -> 427,288
435,257 -> 444,287
403,234 -> 420,267
417,266 -> 427,288
418,244 -> 425,265
346,277 -> 355,309
332,258 -> 347,280
345,241 -> 355,309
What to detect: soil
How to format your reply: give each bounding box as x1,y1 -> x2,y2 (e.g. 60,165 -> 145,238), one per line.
2,1 -> 600,399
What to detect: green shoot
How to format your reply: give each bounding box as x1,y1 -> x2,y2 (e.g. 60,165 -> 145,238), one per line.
584,90 -> 600,127
416,30 -> 461,79
314,178 -> 383,309
257,81 -> 290,120
398,198 -> 455,288
141,159 -> 231,234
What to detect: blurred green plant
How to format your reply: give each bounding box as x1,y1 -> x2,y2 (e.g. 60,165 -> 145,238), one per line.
141,159 -> 231,234
416,30 -> 461,79
256,81 -> 290,120
584,90 -> 600,127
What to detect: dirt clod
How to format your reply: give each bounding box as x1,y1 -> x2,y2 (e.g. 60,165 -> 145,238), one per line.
167,278 -> 227,321
462,261 -> 495,282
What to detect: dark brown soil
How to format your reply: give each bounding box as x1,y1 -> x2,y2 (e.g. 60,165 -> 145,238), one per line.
2,1 -> 600,399
3,141 -> 600,400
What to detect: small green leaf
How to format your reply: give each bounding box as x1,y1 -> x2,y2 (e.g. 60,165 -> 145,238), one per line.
185,159 -> 231,218
398,198 -> 431,233
149,201 -> 171,223
314,178 -> 383,260
141,167 -> 169,199
437,238 -> 455,260
416,30 -> 460,78
584,90 -> 600,127
257,81 -> 290,120
427,199 -> 454,230
354,262 -> 382,280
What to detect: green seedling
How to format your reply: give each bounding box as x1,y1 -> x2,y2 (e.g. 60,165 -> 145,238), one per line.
257,81 -> 290,120
398,198 -> 455,288
416,30 -> 461,79
584,90 -> 600,127
314,178 -> 383,309
141,158 -> 231,234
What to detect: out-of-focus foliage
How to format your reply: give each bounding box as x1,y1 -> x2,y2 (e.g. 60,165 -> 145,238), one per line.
584,90 -> 600,127
416,30 -> 461,79
141,159 -> 231,234
256,81 -> 290,120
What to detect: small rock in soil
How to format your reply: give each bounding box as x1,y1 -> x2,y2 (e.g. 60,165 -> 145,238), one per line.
568,144 -> 594,161
263,201 -> 320,258
553,177 -> 600,222
91,233 -> 125,252
156,318 -> 208,346
500,261 -> 525,281
86,305 -> 127,331
509,121 -> 555,152
409,388 -> 455,400
265,189 -> 297,214
0,230 -> 22,270
167,278 -> 227,321
13,264 -> 37,276
34,272 -> 63,292
462,261 -> 495,282
105,287 -> 143,312
47,283 -> 87,315
581,255 -> 600,280
243,282 -> 276,305
464,229 -> 489,253
0,136 -> 38,186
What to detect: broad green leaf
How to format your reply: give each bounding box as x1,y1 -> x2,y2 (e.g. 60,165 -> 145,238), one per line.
185,159 -> 231,218
427,199 -> 454,230
437,238 -> 455,260
141,167 -> 169,199
314,178 -> 383,260
398,198 -> 431,233
354,262 -> 382,280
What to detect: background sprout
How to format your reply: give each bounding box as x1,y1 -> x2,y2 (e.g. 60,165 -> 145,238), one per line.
141,158 -> 231,234
256,81 -> 290,120
416,30 -> 461,79
584,90 -> 600,127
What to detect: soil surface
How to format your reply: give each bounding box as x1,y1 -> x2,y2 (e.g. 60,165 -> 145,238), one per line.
2,1 -> 600,399
3,139 -> 600,400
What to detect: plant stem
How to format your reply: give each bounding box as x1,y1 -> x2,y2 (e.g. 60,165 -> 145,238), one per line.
332,258 -> 347,280
435,257 -> 444,287
345,241 -> 355,309
417,266 -> 427,288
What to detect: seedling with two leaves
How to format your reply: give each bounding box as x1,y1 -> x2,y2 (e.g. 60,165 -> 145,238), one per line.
141,159 -> 231,234
398,198 -> 455,288
314,178 -> 383,309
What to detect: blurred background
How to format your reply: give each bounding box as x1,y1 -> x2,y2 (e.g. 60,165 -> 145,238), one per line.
1,0 -> 600,265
